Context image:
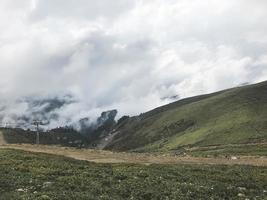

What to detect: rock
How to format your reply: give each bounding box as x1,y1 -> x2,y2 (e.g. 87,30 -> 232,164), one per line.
231,156 -> 238,160
17,188 -> 25,192
40,195 -> 51,200
238,187 -> 246,191
42,181 -> 53,188
238,193 -> 245,197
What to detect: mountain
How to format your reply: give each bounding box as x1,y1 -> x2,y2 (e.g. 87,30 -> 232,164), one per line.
1,81 -> 267,154
0,110 -> 118,147
105,81 -> 267,152
77,109 -> 118,142
0,95 -> 75,129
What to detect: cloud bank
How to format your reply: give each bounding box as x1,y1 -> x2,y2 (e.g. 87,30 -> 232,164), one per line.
0,0 -> 266,128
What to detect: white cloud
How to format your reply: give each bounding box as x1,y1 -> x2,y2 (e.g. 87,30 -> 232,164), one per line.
0,0 -> 266,128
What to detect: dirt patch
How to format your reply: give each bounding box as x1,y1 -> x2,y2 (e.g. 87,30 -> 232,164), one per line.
0,144 -> 267,166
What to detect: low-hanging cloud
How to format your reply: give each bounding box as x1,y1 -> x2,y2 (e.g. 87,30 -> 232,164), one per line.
0,0 -> 266,129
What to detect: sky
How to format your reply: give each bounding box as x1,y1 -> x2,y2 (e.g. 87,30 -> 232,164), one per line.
0,0 -> 267,128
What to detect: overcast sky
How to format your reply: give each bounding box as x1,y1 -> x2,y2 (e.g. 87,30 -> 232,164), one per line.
0,0 -> 267,127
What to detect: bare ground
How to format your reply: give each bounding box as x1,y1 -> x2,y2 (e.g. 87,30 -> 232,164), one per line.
0,144 -> 267,166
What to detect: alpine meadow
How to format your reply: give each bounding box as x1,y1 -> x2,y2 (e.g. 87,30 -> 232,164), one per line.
0,0 -> 267,200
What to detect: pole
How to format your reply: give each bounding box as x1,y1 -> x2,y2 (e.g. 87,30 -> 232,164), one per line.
33,120 -> 42,145
36,122 -> 39,145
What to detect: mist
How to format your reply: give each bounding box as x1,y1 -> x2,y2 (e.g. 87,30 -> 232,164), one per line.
0,0 -> 266,129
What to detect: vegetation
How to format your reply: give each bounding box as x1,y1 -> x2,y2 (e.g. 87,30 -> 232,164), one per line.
188,143 -> 267,157
106,81 -> 267,153
0,127 -> 87,147
0,149 -> 266,200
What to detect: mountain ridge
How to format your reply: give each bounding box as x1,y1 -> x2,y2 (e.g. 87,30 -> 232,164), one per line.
0,81 -> 266,155
105,80 -> 267,152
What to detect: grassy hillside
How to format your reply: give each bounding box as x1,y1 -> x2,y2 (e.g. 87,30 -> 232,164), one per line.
0,149 -> 266,200
106,81 -> 267,152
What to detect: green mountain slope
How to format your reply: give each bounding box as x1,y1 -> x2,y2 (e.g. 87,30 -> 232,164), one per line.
106,81 -> 267,152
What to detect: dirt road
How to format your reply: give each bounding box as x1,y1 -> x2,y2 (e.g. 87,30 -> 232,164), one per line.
1,144 -> 267,166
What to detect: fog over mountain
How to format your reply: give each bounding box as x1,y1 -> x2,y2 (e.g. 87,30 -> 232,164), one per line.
0,0 -> 267,129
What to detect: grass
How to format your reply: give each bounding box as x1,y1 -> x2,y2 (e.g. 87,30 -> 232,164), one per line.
0,149 -> 267,200
188,144 -> 267,157
107,81 -> 267,152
